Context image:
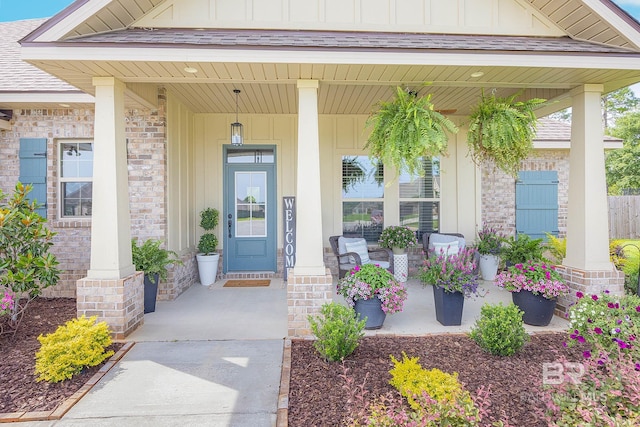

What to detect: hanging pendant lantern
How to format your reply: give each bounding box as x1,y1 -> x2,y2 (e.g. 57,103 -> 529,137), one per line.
230,89 -> 243,146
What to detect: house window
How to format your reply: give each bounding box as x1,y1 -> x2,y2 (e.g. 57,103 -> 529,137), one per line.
342,156 -> 383,242
59,141 -> 93,218
399,158 -> 440,240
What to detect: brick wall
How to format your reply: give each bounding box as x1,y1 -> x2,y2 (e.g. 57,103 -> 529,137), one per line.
0,90 -> 192,300
480,150 -> 569,238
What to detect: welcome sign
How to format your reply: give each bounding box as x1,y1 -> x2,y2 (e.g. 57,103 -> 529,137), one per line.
283,196 -> 296,280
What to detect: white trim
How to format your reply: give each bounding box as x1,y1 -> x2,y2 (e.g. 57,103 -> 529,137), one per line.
31,0 -> 114,42
57,139 -> 94,219
582,0 -> 640,50
21,46 -> 640,71
533,140 -> 623,150
0,93 -> 94,103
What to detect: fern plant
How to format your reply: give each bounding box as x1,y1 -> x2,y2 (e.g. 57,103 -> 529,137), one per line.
467,91 -> 545,177
365,86 -> 458,178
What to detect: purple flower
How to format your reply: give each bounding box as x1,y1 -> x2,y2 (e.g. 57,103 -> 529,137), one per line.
636,363 -> 640,371
592,295 -> 599,301
608,302 -> 615,309
576,291 -> 584,299
604,290 -> 610,294
583,351 -> 591,359
636,306 -> 640,313
577,336 -> 586,343
594,327 -> 603,334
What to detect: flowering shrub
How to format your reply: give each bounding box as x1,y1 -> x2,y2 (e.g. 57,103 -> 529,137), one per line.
378,226 -> 418,249
542,349 -> 640,426
0,290 -> 14,317
567,291 -> 640,360
337,264 -> 408,314
419,247 -> 480,297
475,224 -> 505,255
495,261 -> 569,300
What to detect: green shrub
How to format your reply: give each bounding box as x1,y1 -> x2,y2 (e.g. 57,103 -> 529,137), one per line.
131,238 -> 182,281
35,315 -> 114,383
0,183 -> 60,328
469,302 -> 529,356
307,302 -> 365,362
501,233 -> 546,265
198,208 -> 219,255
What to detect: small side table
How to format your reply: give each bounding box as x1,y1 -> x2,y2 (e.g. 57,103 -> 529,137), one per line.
393,253 -> 408,283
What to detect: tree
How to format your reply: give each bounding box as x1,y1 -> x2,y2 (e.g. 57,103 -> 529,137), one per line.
606,111 -> 640,194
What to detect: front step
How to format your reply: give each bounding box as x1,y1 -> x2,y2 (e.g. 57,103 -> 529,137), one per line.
221,271 -> 279,279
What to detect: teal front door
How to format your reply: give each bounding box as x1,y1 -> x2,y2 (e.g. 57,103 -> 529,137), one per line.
223,146 -> 277,272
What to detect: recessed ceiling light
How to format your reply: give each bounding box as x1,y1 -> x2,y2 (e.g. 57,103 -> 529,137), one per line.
59,103 -> 70,108
184,66 -> 198,74
470,71 -> 484,78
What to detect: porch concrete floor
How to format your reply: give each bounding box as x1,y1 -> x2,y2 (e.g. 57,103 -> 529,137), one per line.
127,278 -> 569,342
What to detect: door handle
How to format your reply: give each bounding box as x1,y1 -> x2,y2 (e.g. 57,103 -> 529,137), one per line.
228,214 -> 233,238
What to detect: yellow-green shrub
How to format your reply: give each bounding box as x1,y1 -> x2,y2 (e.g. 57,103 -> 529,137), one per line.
389,352 -> 470,409
35,315 -> 114,383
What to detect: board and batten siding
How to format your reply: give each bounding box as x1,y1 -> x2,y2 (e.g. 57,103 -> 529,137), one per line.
134,0 -> 563,36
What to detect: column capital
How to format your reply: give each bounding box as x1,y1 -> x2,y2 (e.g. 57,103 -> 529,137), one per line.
570,84 -> 604,96
92,76 -> 125,89
297,80 -> 319,89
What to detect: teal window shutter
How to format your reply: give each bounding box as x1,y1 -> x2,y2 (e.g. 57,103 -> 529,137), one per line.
19,138 -> 48,218
515,171 -> 559,240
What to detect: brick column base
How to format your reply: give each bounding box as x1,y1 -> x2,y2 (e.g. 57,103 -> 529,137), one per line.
555,265 -> 625,318
287,268 -> 333,338
77,271 -> 144,339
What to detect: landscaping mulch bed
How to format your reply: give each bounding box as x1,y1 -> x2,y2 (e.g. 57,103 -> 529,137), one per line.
0,298 -> 122,414
288,333 -> 585,426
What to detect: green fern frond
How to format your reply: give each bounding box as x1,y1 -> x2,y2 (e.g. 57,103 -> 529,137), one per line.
365,86 -> 459,178
467,91 -> 545,177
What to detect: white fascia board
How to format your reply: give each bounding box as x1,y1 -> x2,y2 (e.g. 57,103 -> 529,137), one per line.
21,45 -> 640,71
582,0 -> 640,50
0,93 -> 94,103
32,0 -> 114,42
533,140 -> 623,150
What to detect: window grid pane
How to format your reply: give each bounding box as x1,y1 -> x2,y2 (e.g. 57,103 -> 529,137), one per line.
341,156 -> 384,243
59,141 -> 93,218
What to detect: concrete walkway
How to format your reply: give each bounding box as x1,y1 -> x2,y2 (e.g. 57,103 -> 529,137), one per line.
12,278 -> 569,426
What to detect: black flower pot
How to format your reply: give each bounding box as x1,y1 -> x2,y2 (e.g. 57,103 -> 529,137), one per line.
354,297 -> 386,329
144,273 -> 160,314
512,289 -> 557,326
433,285 -> 464,326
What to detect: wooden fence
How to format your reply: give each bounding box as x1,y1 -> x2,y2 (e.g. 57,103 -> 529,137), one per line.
609,196 -> 640,239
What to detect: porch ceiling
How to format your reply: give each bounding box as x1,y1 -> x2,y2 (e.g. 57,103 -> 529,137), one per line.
25,58 -> 640,115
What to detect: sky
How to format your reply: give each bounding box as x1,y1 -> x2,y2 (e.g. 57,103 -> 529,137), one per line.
1,0 -> 640,22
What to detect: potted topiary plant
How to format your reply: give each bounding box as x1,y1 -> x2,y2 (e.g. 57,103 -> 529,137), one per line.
365,86 -> 458,178
131,238 -> 182,313
467,91 -> 545,177
196,207 -> 219,286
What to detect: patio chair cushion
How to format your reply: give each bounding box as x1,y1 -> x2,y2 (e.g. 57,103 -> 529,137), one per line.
432,240 -> 460,256
428,233 -> 466,251
344,239 -> 371,264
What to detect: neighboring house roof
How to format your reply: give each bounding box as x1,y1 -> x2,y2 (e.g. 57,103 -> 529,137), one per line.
0,19 -> 94,111
62,29 -> 633,54
0,19 -> 77,92
534,118 -> 623,149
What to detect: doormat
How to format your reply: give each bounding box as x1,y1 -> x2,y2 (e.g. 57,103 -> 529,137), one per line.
223,279 -> 271,287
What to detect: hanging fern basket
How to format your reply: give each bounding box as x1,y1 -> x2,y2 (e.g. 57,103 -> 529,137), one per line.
365,86 -> 458,178
466,91 -> 546,177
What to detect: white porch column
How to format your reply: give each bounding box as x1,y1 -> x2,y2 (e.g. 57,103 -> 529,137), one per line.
88,77 -> 135,279
556,84 -> 623,319
564,84 -> 613,271
287,79 -> 333,337
293,80 -> 326,276
76,77 -> 143,339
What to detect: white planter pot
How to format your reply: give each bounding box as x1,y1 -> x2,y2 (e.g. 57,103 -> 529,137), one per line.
196,253 -> 220,286
479,254 -> 500,281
